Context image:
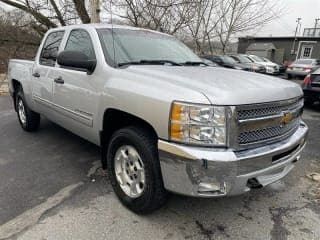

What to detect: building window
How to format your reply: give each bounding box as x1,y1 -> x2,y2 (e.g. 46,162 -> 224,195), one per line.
301,46 -> 313,58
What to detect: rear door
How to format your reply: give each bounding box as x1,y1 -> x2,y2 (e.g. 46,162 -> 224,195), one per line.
32,31 -> 65,116
51,29 -> 98,142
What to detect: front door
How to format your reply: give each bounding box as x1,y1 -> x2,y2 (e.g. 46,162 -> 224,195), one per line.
51,29 -> 98,143
32,31 -> 65,117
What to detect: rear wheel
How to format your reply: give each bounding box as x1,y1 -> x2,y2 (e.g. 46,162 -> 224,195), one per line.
15,87 -> 40,131
106,126 -> 168,214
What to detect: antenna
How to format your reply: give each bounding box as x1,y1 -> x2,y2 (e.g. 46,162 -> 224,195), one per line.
110,0 -> 116,67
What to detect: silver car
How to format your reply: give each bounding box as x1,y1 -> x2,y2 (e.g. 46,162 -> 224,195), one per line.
286,59 -> 320,79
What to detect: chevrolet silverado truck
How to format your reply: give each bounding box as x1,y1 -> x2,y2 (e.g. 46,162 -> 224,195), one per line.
8,24 -> 308,214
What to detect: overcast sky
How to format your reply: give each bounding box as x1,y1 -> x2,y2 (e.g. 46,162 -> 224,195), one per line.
252,0 -> 320,37
0,0 -> 318,38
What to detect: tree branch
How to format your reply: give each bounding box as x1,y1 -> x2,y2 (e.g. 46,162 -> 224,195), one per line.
0,0 -> 57,28
72,0 -> 91,23
49,0 -> 66,26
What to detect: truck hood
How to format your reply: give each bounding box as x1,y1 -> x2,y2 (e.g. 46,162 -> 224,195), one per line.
124,66 -> 302,105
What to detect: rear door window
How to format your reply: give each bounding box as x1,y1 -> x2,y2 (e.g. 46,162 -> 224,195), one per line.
40,31 -> 65,67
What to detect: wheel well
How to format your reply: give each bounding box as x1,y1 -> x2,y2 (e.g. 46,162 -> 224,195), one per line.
11,79 -> 22,111
100,108 -> 158,168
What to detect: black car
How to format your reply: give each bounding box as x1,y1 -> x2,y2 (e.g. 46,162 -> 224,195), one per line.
302,68 -> 320,106
278,64 -> 286,74
202,55 -> 250,71
200,57 -> 219,67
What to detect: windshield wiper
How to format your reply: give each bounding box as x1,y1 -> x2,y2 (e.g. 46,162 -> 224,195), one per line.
118,60 -> 182,67
182,61 -> 208,66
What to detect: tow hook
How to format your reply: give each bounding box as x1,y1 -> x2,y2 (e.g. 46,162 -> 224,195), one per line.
247,178 -> 263,189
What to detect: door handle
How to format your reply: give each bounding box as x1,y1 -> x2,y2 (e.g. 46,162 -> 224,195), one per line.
32,72 -> 40,78
54,76 -> 64,84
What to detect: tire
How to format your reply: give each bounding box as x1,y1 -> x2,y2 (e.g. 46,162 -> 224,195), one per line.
286,74 -> 292,79
15,86 -> 40,131
106,126 -> 168,214
304,98 -> 314,107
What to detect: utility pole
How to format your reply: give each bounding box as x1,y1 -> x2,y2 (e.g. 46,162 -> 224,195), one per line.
90,0 -> 101,23
291,18 -> 302,56
313,18 -> 320,37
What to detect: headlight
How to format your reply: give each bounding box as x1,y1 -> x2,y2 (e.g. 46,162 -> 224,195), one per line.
169,101 -> 227,146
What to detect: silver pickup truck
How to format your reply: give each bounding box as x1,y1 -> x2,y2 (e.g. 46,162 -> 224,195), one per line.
8,24 -> 308,214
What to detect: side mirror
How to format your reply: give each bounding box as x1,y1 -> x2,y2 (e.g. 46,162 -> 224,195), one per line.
57,51 -> 96,74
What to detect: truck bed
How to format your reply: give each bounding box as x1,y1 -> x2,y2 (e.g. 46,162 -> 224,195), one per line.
8,59 -> 34,95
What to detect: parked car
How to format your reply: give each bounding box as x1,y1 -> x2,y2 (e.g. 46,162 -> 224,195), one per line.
245,55 -> 279,75
202,55 -> 250,71
200,57 -> 219,67
302,68 -> 320,106
261,57 -> 286,74
8,24 -> 308,214
286,59 -> 320,79
229,54 -> 266,73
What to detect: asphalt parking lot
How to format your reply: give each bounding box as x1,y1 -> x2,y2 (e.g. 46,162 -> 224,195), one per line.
0,88 -> 320,240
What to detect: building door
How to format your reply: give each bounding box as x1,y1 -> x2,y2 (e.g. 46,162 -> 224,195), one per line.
300,45 -> 313,58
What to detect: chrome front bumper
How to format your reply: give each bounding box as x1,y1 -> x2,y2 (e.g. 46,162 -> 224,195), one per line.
158,122 -> 308,197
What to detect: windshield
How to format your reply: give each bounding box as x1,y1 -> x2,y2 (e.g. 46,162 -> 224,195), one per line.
220,56 -> 236,64
236,55 -> 252,63
250,55 -> 264,62
295,59 -> 313,65
97,28 -> 202,66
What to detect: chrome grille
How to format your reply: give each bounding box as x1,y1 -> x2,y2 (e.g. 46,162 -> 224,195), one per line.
238,119 -> 300,145
236,97 -> 303,147
238,98 -> 303,120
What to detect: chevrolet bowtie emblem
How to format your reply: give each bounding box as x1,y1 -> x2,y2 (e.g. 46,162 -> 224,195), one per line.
280,112 -> 293,127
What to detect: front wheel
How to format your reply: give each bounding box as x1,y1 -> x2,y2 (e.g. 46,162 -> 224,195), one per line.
304,98 -> 314,107
106,126 -> 168,214
286,73 -> 292,79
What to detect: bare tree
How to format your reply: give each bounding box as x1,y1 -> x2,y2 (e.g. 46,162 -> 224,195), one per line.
0,0 -> 91,34
1,0 -> 282,53
90,0 -> 101,23
104,0 -> 194,34
104,0 -> 282,54
0,9 -> 40,72
183,0 -> 225,54
214,0 -> 282,53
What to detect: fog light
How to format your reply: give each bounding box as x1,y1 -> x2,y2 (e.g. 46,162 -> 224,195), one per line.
198,182 -> 227,196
